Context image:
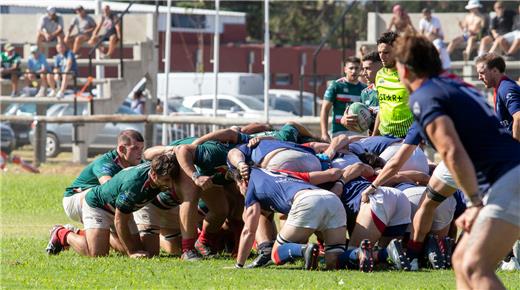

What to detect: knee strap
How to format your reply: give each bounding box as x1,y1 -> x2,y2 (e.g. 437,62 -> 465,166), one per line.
163,232 -> 181,241
139,228 -> 160,236
325,244 -> 346,254
276,233 -> 292,245
426,185 -> 447,203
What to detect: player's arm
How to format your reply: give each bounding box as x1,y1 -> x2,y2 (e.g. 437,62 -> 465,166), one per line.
505,88 -> 520,141
512,112 -> 520,142
98,176 -> 112,184
192,128 -> 242,145
320,100 -> 333,142
324,134 -> 350,159
227,148 -> 249,181
371,112 -> 381,136
143,145 -> 174,160
114,208 -> 147,258
177,144 -> 214,191
236,202 -> 261,267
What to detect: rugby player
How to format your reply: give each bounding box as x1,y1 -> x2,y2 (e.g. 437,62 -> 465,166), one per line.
394,32 -> 520,289
47,154 -> 179,258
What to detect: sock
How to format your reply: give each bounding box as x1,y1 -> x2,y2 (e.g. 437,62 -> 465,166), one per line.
57,228 -> 71,247
198,229 -> 219,247
407,240 -> 424,260
272,243 -> 304,265
337,247 -> 358,269
182,238 -> 196,253
377,248 -> 388,263
78,229 -> 85,236
257,241 -> 274,255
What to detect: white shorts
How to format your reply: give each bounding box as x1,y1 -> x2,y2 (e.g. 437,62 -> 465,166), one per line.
402,186 -> 456,231
331,153 -> 362,169
478,165 -> 520,227
379,143 -> 429,174
286,189 -> 346,231
502,30 -> 520,44
432,161 -> 457,189
265,149 -> 321,172
332,130 -> 366,137
82,202 -> 138,234
62,189 -> 89,223
370,187 -> 411,228
133,203 -> 179,229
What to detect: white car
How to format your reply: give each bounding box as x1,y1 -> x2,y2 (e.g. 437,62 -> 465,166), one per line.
182,94 -> 294,118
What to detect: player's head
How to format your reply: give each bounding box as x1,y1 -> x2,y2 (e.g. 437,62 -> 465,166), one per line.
232,170 -> 249,195
475,53 -> 506,88
361,51 -> 382,84
377,32 -> 399,68
150,153 -> 179,191
343,56 -> 361,82
117,129 -> 144,166
422,8 -> 432,20
393,33 -> 442,92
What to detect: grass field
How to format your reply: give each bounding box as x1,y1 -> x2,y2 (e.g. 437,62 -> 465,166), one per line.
1,171 -> 519,289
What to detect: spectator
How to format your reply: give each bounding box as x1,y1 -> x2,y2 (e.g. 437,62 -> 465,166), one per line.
36,6 -> 64,51
0,43 -> 22,97
447,0 -> 486,61
24,45 -> 50,97
419,8 -> 451,70
387,5 -> 414,34
88,5 -> 121,58
478,1 -> 516,56
131,90 -> 146,114
47,43 -> 78,99
65,5 -> 96,56
358,44 -> 369,59
489,4 -> 520,57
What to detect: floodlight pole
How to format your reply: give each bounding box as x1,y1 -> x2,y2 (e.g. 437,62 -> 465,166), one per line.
162,0 -> 172,145
263,0 -> 270,123
212,0 -> 220,120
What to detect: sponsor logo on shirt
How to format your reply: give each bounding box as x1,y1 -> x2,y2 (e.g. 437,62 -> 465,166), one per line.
413,102 -> 421,116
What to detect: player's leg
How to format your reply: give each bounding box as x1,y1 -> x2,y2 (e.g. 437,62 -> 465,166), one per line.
246,211 -> 277,268
175,171 -> 202,260
196,187 -> 229,256
133,204 -> 161,257
271,225 -> 316,268
82,202 -> 112,256
159,206 -> 182,255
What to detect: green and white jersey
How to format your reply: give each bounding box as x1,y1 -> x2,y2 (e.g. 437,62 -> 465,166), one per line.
249,124 -> 308,143
169,137 -> 197,147
85,162 -> 160,214
360,84 -> 379,110
324,79 -> 366,134
375,68 -> 414,138
64,150 -> 122,197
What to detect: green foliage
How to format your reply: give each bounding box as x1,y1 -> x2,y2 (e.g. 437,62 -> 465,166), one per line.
1,172 -> 519,289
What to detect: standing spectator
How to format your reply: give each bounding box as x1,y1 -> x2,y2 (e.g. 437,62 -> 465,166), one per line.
47,43 -> 78,99
23,45 -> 50,97
489,4 -> 520,57
419,8 -> 451,70
387,5 -> 414,34
65,5 -> 96,56
475,53 -> 520,140
478,1 -> 516,56
447,0 -> 486,61
131,90 -> 146,114
0,43 -> 22,97
36,6 -> 64,51
88,5 -> 121,58
373,32 -> 414,138
320,57 -> 366,141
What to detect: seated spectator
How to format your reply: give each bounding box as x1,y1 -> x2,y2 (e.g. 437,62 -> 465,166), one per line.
47,43 -> 78,99
0,43 -> 22,97
387,5 -> 414,34
23,45 -> 50,97
490,4 -> 520,57
36,6 -> 64,51
419,8 -> 451,70
447,0 -> 486,61
478,1 -> 516,56
64,5 -> 96,56
88,5 -> 121,58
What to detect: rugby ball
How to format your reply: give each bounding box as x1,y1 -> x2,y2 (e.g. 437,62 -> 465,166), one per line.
346,102 -> 373,132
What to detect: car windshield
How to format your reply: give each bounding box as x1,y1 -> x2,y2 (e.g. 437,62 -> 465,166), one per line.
237,95 -> 264,111
4,104 -> 37,116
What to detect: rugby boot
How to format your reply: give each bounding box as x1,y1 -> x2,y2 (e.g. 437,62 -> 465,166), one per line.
425,234 -> 446,269
46,225 -> 64,255
246,252 -> 273,268
303,243 -> 320,270
386,239 -> 412,271
181,249 -> 202,261
359,239 -> 374,273
194,238 -> 216,258
443,237 -> 455,269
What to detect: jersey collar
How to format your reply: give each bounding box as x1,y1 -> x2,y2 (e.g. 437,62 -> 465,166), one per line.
493,76 -> 509,112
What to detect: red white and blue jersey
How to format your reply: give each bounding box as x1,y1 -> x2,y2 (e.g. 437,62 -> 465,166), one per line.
409,76 -> 520,187
340,177 -> 371,214
244,168 -> 318,214
403,122 -> 423,146
349,136 -> 401,156
230,140 -> 316,169
495,77 -> 520,134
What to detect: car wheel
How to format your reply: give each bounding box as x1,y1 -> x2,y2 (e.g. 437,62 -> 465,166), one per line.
46,133 -> 60,158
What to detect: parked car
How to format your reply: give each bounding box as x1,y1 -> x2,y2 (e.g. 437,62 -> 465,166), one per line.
1,123 -> 15,155
3,103 -> 52,148
30,103 -> 154,157
267,89 -> 321,116
182,94 -> 293,118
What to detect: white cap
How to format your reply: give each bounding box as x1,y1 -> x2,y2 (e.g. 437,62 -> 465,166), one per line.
30,45 -> 38,53
465,0 -> 482,10
47,6 -> 56,14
